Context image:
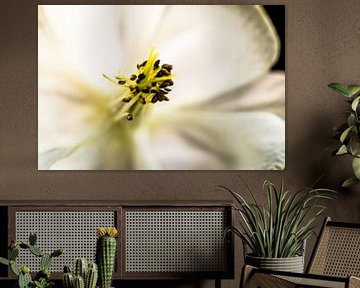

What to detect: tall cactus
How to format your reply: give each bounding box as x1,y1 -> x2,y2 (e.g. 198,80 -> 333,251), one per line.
96,227 -> 118,288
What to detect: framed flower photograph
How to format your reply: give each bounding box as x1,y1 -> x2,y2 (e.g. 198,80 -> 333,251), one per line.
38,5 -> 285,170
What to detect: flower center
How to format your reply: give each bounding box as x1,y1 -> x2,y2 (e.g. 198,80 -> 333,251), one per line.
104,48 -> 174,122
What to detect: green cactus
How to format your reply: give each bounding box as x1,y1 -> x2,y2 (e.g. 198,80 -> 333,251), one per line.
51,248 -> 64,258
85,263 -> 98,288
10,260 -> 21,276
74,258 -> 88,279
18,268 -> 32,288
63,259 -> 98,288
96,227 -> 118,288
0,232 -> 63,288
29,232 -> 37,246
41,253 -> 52,270
9,246 -> 19,260
29,245 -> 44,257
63,272 -> 74,288
73,275 -> 85,288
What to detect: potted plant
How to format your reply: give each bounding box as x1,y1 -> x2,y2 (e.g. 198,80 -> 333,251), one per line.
328,82 -> 360,187
221,179 -> 334,273
0,232 -> 64,288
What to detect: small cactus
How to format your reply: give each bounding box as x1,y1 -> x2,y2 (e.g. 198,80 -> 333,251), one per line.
74,258 -> 88,279
74,275 -> 85,288
63,272 -> 74,288
85,263 -> 98,288
96,227 -> 118,288
63,259 -> 98,288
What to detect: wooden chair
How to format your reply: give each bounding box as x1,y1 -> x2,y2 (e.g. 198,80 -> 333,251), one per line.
241,217 -> 360,288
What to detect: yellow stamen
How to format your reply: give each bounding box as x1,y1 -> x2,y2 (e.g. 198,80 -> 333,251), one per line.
104,48 -> 174,122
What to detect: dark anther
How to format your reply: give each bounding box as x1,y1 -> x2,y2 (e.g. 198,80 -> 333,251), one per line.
139,97 -> 146,105
151,95 -> 159,103
122,97 -> 131,103
159,79 -> 173,88
140,60 -> 147,67
151,82 -> 157,87
164,88 -> 172,92
163,95 -> 169,101
118,80 -> 126,85
127,113 -> 134,121
130,74 -> 137,81
138,73 -> 146,80
150,89 -> 158,94
160,69 -> 170,76
155,71 -> 163,78
141,88 -> 150,93
162,64 -> 173,71
134,86 -> 140,93
158,91 -> 165,101
154,60 -> 160,70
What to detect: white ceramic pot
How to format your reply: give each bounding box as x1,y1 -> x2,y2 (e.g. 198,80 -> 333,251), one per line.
245,254 -> 305,273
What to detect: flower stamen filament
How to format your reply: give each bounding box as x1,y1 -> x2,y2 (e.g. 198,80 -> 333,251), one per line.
104,48 -> 174,122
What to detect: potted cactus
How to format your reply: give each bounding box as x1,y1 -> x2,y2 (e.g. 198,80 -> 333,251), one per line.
62,258 -> 98,288
96,227 -> 118,288
0,232 -> 64,288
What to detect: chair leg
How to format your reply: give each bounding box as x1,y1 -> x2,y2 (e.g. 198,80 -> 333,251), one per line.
215,278 -> 221,288
240,265 -> 255,288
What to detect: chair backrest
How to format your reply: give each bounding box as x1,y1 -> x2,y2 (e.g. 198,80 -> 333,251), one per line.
307,217 -> 360,277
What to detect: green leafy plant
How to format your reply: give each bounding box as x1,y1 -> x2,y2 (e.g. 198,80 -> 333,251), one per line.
0,232 -> 63,288
328,82 -> 360,187
221,179 -> 334,258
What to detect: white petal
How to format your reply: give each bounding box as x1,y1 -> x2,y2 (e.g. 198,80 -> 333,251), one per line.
193,72 -> 285,119
152,5 -> 280,108
40,5 -> 165,90
147,111 -> 285,170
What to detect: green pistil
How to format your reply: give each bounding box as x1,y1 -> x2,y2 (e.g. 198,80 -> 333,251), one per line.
104,48 -> 174,122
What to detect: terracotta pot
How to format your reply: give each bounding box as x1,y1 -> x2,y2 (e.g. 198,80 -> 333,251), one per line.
245,254 -> 305,273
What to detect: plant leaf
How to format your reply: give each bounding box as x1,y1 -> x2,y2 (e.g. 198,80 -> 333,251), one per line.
352,157 -> 360,179
336,145 -> 348,155
328,83 -> 351,97
342,177 -> 360,188
0,257 -> 9,266
348,85 -> 360,97
340,126 -> 352,143
351,96 -> 360,111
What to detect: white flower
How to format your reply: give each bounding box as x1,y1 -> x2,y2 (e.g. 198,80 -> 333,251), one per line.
38,5 -> 285,170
